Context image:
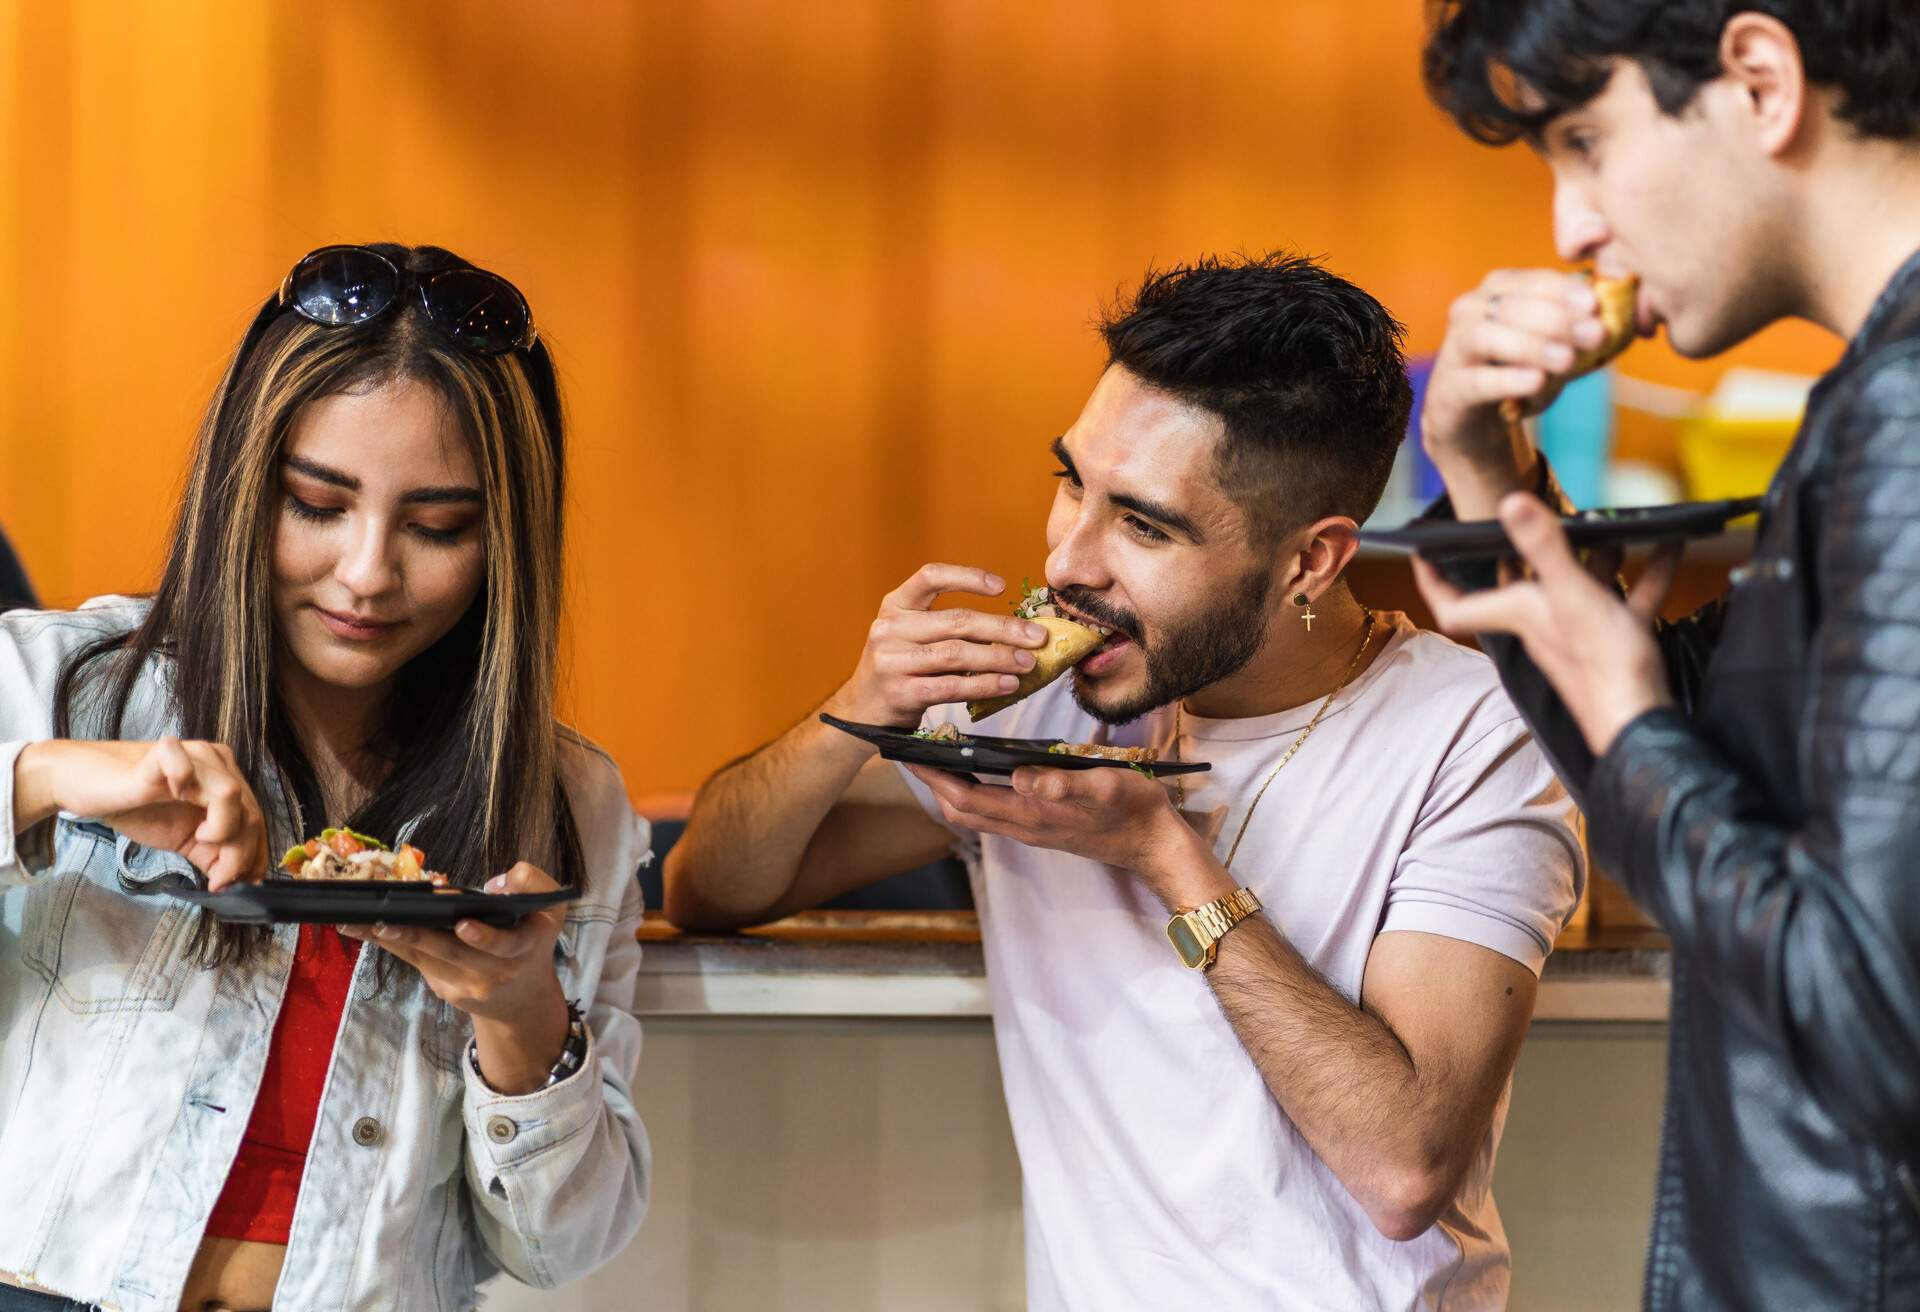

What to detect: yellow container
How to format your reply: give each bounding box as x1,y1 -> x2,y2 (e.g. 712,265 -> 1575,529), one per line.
1675,414 -> 1799,500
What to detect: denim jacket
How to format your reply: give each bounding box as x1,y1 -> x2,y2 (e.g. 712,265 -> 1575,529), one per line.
0,598 -> 652,1312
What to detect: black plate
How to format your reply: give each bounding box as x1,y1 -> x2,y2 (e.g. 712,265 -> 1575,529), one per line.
820,712 -> 1211,779
139,871 -> 581,927
1360,496 -> 1764,562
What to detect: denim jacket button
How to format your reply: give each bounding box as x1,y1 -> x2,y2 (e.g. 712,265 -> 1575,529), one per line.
486,1115 -> 518,1144
351,1116 -> 383,1147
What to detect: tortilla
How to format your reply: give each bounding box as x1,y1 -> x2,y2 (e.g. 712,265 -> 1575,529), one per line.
966,615 -> 1104,721
1501,273 -> 1639,423
1577,274 -> 1639,372
1047,742 -> 1157,763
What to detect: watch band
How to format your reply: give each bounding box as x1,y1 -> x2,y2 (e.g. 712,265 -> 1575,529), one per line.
1168,886 -> 1263,969
1191,887 -> 1262,943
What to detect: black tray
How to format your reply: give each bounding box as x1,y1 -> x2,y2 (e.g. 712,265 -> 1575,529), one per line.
820,713 -> 1210,779
138,870 -> 581,927
1360,496 -> 1765,562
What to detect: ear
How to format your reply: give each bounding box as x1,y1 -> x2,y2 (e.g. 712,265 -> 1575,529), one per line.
1718,12 -> 1808,158
1281,515 -> 1361,600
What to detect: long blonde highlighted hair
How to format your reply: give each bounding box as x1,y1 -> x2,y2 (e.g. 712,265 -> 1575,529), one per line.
57,243 -> 582,965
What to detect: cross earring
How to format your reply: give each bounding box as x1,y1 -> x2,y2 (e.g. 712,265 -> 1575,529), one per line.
1295,592 -> 1315,632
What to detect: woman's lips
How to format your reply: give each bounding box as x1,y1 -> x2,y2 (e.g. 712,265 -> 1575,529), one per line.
312,606 -> 401,642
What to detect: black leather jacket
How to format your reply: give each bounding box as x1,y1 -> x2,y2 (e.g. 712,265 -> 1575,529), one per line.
1448,250 -> 1920,1309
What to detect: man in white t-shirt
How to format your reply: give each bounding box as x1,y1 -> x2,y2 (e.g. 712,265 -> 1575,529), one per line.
665,252 -> 1584,1310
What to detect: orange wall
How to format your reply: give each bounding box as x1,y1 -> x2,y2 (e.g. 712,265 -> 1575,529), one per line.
0,0 -> 1842,797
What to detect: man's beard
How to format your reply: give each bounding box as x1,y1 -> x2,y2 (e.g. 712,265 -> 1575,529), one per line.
1055,569 -> 1273,725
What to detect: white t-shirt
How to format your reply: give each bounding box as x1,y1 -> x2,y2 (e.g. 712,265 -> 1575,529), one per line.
900,613 -> 1584,1311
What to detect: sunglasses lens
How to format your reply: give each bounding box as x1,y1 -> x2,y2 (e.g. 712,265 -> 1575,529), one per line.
290,248 -> 399,326
424,269 -> 531,354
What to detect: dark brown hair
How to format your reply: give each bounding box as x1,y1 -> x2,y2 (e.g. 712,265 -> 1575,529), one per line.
1425,0 -> 1920,146
1099,251 -> 1412,549
55,244 -> 583,966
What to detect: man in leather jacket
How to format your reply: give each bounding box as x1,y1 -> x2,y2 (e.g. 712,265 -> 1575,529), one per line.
1415,3 -> 1920,1308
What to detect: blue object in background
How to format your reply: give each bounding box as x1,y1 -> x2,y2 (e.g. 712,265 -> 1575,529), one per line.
1401,353 -> 1616,511
639,818 -> 972,912
1535,368 -> 1614,508
1404,355 -> 1446,501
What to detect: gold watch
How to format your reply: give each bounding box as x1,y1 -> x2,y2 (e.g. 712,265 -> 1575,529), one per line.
1166,887 -> 1263,970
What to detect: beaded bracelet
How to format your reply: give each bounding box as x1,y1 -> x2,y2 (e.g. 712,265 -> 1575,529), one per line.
468,1000 -> 589,1091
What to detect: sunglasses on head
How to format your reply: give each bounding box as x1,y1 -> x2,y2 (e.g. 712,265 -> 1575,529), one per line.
277,244 -> 537,356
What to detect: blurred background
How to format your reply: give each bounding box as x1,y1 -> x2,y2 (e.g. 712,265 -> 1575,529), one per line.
0,0 -> 1835,801
0,3 -> 1843,1308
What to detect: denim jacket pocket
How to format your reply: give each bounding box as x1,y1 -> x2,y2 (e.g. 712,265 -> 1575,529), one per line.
19,820 -> 191,1014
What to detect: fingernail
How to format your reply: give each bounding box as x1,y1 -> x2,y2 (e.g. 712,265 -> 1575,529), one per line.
1574,319 -> 1605,347
1025,624 -> 1046,643
985,573 -> 1005,592
1017,651 -> 1036,670
999,674 -> 1019,690
373,922 -> 393,940
486,875 -> 507,893
1566,284 -> 1597,309
1013,771 -> 1033,794
457,921 -> 478,940
1545,343 -> 1574,369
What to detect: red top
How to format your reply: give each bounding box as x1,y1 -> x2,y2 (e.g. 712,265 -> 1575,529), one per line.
205,924 -> 362,1245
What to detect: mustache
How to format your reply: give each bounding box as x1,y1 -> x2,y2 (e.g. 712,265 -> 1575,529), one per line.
1051,585 -> 1141,644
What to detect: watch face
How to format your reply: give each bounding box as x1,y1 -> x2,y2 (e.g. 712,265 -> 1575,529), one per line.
1166,916 -> 1208,969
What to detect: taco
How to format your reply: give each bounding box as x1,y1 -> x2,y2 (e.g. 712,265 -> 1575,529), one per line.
966,582 -> 1107,721
279,827 -> 447,884
1501,273 -> 1639,423
1047,742 -> 1157,763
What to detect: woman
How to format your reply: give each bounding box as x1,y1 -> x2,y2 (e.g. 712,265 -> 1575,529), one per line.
0,244 -> 650,1312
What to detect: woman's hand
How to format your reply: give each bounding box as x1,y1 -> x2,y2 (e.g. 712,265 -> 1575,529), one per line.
15,736 -> 270,889
341,862 -> 573,1094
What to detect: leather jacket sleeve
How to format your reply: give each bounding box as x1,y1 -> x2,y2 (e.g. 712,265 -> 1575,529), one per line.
1459,352 -> 1920,1160
1468,599 -> 1724,809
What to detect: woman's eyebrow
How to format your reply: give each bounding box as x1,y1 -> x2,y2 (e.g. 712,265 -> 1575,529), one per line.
400,486 -> 484,506
282,455 -> 481,505
283,455 -> 357,490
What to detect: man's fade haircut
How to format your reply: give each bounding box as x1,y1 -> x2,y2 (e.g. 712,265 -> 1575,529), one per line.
1097,251 -> 1412,550
1424,0 -> 1920,146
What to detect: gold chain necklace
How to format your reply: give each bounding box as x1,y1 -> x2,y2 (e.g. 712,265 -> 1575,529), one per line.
1172,610 -> 1378,870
